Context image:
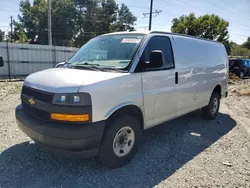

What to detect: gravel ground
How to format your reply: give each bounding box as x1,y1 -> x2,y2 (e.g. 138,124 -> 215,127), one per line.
0,80 -> 250,188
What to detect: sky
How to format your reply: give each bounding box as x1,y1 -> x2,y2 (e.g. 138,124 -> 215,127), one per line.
0,0 -> 249,44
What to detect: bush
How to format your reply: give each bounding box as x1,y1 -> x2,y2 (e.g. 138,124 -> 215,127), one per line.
229,72 -> 240,81
230,46 -> 250,58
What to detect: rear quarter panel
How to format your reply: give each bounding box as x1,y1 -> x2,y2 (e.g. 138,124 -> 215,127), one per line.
172,35 -> 228,115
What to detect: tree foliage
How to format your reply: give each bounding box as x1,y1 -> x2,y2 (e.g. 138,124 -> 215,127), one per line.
230,38 -> 250,58
9,20 -> 28,43
231,45 -> 250,58
171,13 -> 230,53
0,30 -> 4,42
242,37 -> 250,49
73,0 -> 136,46
113,3 -> 137,32
16,0 -> 78,45
12,0 -> 137,46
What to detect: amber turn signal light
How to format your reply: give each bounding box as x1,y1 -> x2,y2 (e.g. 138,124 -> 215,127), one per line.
51,113 -> 89,122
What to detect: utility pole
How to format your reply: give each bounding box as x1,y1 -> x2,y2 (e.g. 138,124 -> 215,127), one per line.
48,0 -> 52,45
143,0 -> 162,31
10,16 -> 13,42
149,0 -> 153,31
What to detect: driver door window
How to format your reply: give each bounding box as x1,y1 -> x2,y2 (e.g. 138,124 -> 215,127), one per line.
144,36 -> 175,69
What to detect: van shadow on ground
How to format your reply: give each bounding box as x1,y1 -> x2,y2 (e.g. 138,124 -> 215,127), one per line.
0,112 -> 236,188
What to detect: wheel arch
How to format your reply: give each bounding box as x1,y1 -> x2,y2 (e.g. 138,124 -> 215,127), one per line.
212,84 -> 222,97
105,103 -> 144,130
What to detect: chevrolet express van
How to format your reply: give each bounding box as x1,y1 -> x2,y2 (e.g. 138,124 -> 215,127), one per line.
15,31 -> 228,167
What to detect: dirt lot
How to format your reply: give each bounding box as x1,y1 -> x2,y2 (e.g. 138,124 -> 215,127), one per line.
0,80 -> 249,188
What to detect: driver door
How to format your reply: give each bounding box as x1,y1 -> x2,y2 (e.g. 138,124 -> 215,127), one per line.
139,36 -> 178,129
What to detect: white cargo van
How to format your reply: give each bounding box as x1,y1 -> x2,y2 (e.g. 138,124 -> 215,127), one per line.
16,31 -> 228,167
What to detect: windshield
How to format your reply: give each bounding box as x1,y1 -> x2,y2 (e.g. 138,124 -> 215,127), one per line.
67,34 -> 145,69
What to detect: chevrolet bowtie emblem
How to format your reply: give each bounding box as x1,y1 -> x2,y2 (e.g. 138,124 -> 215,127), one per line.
28,97 -> 35,105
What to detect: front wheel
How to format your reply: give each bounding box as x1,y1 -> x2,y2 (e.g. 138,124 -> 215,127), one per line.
99,115 -> 142,168
202,92 -> 220,120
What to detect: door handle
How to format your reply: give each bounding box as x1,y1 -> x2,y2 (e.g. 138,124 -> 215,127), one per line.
175,72 -> 178,84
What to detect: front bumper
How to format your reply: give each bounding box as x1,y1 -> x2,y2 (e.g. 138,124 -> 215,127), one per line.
15,104 -> 105,158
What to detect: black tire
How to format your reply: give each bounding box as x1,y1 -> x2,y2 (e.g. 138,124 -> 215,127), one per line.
99,115 -> 142,168
202,92 -> 220,120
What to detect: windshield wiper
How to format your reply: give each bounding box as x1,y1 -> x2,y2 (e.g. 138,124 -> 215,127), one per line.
101,67 -> 127,73
72,62 -> 127,73
75,62 -> 100,66
72,62 -> 106,71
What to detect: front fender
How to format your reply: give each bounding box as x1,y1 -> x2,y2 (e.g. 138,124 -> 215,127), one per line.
104,102 -> 144,120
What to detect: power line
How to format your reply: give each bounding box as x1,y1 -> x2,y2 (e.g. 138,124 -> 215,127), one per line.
230,33 -> 249,38
157,0 -> 249,41
0,12 -> 137,25
0,3 -> 152,32
125,5 -> 150,10
203,1 -> 250,22
143,10 -> 163,18
45,28 -> 250,38
0,8 -> 17,13
142,0 -> 162,30
170,0 -> 250,31
0,4 -> 149,14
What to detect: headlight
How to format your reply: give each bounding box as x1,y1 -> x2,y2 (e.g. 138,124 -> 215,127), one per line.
53,93 -> 91,106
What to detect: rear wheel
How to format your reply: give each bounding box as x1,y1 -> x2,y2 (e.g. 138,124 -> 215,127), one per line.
239,71 -> 244,79
202,92 -> 220,120
99,115 -> 142,168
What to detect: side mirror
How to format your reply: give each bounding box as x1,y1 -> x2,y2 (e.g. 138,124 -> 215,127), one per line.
145,50 -> 163,69
0,56 -> 4,67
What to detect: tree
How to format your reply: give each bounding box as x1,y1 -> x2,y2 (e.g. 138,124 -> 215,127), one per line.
10,20 -> 28,43
16,0 -> 78,45
231,46 -> 250,58
74,0 -> 137,47
74,0 -> 99,46
171,13 -> 200,36
112,3 -> 137,32
96,0 -> 118,34
242,37 -> 250,49
0,30 -> 4,42
14,0 -> 137,46
230,38 -> 250,58
171,13 -> 230,53
51,0 -> 78,46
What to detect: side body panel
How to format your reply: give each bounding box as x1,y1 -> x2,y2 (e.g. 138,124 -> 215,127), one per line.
142,69 -> 177,129
129,32 -> 228,129
172,35 -> 228,117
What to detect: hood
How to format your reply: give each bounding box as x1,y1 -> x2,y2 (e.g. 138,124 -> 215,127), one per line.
24,68 -> 127,93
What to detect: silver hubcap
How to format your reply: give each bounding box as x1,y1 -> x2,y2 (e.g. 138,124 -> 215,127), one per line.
113,126 -> 135,157
211,98 -> 218,114
240,72 -> 244,78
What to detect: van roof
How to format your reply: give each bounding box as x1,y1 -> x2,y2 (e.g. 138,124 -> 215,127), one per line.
101,30 -> 221,44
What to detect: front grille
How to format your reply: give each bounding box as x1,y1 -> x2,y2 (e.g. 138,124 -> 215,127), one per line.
22,102 -> 50,121
22,86 -> 54,103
